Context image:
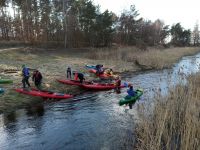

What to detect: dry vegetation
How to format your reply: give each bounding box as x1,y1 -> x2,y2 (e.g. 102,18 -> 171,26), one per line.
135,73 -> 200,150
86,47 -> 200,70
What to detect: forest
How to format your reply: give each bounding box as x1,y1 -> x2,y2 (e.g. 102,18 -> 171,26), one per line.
0,0 -> 199,48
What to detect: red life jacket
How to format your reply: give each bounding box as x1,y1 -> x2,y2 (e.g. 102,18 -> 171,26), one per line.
74,73 -> 78,80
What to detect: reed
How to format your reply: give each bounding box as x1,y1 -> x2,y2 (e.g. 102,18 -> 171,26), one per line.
86,47 -> 200,70
135,74 -> 200,150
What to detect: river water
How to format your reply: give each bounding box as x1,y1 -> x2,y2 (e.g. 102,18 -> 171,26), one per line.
0,53 -> 200,150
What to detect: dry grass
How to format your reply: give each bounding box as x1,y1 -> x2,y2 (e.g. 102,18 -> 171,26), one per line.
136,47 -> 200,69
86,47 -> 200,70
135,74 -> 200,150
86,47 -> 141,72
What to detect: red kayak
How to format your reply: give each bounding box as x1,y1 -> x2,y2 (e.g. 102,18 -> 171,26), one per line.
82,83 -> 125,90
88,69 -> 114,79
57,79 -> 92,86
15,88 -> 73,99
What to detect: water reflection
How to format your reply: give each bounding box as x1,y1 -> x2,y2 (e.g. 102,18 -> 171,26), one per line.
3,112 -> 17,124
26,104 -> 45,117
129,53 -> 200,99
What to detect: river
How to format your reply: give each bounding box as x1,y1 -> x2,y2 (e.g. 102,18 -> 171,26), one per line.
0,53 -> 200,150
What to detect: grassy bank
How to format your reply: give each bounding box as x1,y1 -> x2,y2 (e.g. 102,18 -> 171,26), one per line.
135,73 -> 200,150
86,47 -> 200,71
0,46 -> 199,113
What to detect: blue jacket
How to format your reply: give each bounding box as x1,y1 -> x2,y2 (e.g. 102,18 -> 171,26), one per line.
127,89 -> 136,97
22,67 -> 30,77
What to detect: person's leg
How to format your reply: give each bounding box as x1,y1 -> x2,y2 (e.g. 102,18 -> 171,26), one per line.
115,87 -> 121,94
22,77 -> 26,88
80,78 -> 83,84
35,82 -> 38,89
67,71 -> 69,78
36,81 -> 42,90
69,72 -> 71,79
67,71 -> 71,79
129,103 -> 132,109
25,77 -> 31,87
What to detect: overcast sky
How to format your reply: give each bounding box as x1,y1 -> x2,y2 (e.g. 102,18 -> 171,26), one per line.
93,0 -> 199,30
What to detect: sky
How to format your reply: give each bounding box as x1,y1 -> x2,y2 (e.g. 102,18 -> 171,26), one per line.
93,0 -> 199,30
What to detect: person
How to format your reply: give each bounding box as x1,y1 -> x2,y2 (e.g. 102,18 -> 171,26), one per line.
126,85 -> 136,109
32,70 -> 43,90
73,71 -> 78,80
104,68 -> 113,75
77,73 -> 85,84
66,66 -> 72,79
96,64 -> 104,75
126,85 -> 136,98
73,72 -> 85,83
115,76 -> 121,92
22,64 -> 31,89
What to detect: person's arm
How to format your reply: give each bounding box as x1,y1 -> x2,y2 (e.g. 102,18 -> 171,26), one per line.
22,68 -> 25,77
127,89 -> 129,94
40,73 -> 43,80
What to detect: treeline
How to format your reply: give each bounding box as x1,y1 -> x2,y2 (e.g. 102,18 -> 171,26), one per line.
0,0 -> 199,48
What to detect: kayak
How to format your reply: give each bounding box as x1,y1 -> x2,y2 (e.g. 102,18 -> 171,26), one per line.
119,89 -> 143,106
85,65 -> 108,70
85,65 -> 97,70
88,69 -> 97,73
57,79 -> 92,86
0,79 -> 13,84
88,69 -> 115,79
82,83 -> 125,90
15,88 -> 73,99
0,88 -> 4,94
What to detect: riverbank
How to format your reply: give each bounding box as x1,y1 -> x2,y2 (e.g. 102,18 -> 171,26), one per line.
0,46 -> 199,113
135,73 -> 200,150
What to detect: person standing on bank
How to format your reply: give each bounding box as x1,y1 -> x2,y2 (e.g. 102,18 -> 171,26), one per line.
32,70 -> 43,90
66,66 -> 72,79
22,64 -> 31,89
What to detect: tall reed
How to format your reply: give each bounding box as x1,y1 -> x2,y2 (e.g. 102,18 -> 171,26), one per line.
135,74 -> 200,150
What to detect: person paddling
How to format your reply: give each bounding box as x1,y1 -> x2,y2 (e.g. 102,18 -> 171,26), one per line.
126,85 -> 136,109
126,85 -> 136,97
22,64 -> 31,89
32,70 -> 43,90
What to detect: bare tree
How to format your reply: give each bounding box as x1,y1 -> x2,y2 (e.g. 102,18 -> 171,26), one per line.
192,22 -> 200,46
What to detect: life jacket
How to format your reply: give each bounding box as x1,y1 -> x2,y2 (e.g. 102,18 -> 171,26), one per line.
115,79 -> 121,86
74,72 -> 78,80
127,89 -> 136,97
22,67 -> 29,77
